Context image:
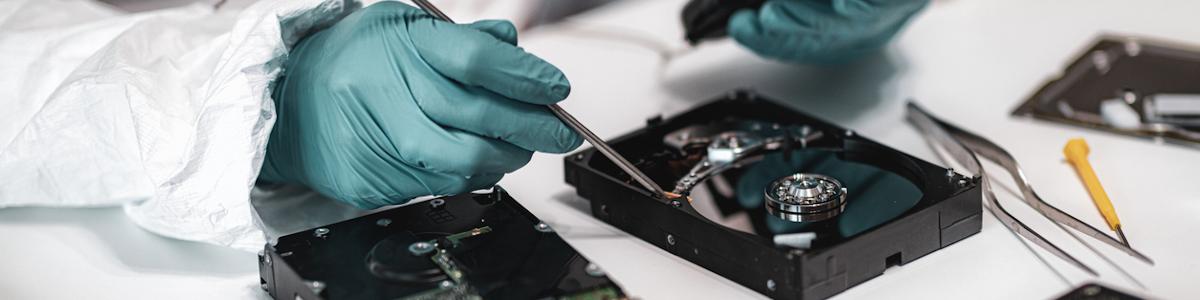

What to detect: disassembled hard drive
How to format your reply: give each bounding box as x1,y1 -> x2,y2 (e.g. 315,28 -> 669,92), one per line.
564,91 -> 983,300
1013,35 -> 1200,148
258,187 -> 626,300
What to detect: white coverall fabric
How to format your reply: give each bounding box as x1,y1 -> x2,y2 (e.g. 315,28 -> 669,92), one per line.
0,0 -> 359,251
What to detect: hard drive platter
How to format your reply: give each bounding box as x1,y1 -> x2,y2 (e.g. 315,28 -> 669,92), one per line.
687,148 -> 925,249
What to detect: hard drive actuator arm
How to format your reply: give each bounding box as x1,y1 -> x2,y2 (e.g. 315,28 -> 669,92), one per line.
666,122 -> 825,196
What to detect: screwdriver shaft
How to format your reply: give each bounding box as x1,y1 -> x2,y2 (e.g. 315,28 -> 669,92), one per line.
547,105 -> 668,196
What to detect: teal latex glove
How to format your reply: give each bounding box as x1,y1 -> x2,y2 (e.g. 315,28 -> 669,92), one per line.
260,2 -> 582,209
728,0 -> 928,64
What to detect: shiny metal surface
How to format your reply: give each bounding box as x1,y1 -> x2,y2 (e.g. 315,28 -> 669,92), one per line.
766,205 -> 845,223
412,0 -> 454,22
763,173 -> 847,215
669,124 -> 824,195
907,102 -> 1111,276
918,104 -> 1152,264
548,105 -> 669,197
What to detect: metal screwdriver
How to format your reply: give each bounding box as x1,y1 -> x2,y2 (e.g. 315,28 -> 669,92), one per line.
411,0 -> 671,198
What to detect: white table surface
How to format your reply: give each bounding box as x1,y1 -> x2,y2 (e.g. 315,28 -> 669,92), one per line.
3,0 -> 1199,299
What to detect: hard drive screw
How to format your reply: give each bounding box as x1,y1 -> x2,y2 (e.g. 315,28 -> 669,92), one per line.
439,281 -> 455,288
957,179 -> 968,187
534,222 -> 554,233
1124,40 -> 1142,56
313,228 -> 330,238
409,241 -> 434,256
670,200 -> 682,208
767,279 -> 776,291
308,280 -> 326,295
667,234 -> 676,245
376,218 -> 392,227
575,153 -> 585,161
584,263 -> 606,277
430,198 -> 445,209
1091,51 -> 1111,74
844,130 -> 854,137
945,168 -> 954,177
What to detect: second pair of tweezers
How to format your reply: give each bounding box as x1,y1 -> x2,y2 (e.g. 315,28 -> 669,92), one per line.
905,102 -> 1153,276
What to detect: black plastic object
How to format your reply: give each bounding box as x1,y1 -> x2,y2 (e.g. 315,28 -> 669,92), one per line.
563,90 -> 983,300
258,187 -> 626,299
682,0 -> 766,44
1012,35 -> 1200,147
1055,283 -> 1143,300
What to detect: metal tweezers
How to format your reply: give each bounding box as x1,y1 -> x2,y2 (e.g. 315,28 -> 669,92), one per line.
413,0 -> 671,198
905,102 -> 1153,276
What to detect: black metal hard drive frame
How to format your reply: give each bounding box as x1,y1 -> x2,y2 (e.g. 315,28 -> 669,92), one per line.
564,91 -> 983,300
258,188 -> 626,300
1012,35 -> 1200,147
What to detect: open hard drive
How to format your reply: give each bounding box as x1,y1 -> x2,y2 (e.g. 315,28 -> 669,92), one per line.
1012,35 -> 1200,147
564,91 -> 983,299
258,187 -> 626,300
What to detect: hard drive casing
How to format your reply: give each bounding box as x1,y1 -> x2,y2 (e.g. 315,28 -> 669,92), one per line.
563,91 -> 983,299
258,188 -> 626,300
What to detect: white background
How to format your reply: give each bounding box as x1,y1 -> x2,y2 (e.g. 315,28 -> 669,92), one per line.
2,0 -> 1199,299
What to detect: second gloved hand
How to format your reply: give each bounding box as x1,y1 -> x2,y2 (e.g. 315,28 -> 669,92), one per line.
260,2 -> 582,209
728,0 -> 928,64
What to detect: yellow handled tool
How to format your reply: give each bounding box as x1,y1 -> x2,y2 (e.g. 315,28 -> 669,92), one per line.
1063,138 -> 1129,246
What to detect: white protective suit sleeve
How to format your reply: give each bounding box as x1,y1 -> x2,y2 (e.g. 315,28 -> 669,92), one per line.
0,0 -> 360,251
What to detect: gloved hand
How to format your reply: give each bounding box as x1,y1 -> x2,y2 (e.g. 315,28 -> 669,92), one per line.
259,2 -> 582,209
728,0 -> 928,64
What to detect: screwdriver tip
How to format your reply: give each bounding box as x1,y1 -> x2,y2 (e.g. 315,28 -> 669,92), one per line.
1115,226 -> 1131,247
